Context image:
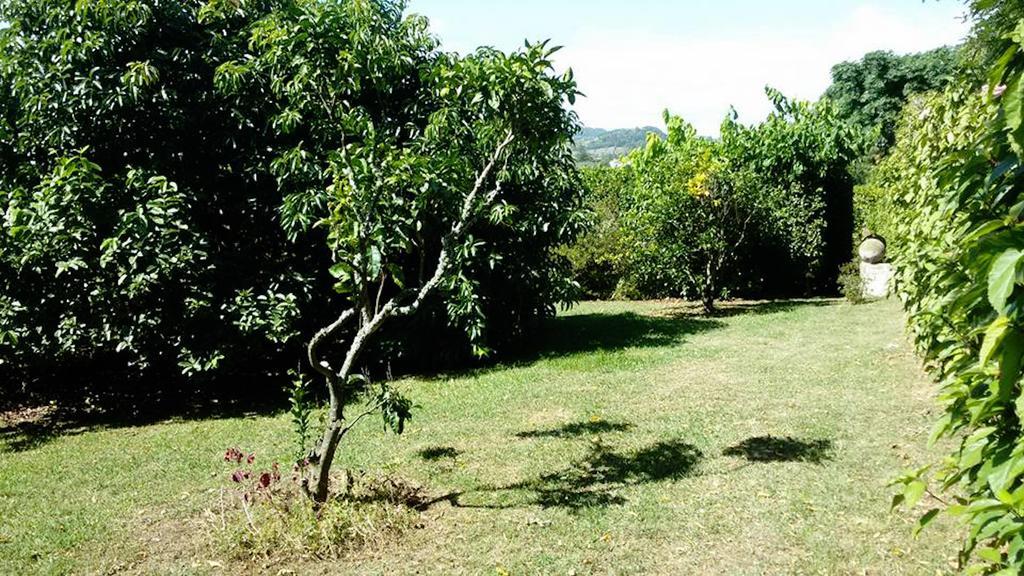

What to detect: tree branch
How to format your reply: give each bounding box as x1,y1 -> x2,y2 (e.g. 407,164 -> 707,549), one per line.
307,308 -> 356,381
374,272 -> 387,316
339,398 -> 386,438
454,131 -> 515,233
376,132 -> 515,322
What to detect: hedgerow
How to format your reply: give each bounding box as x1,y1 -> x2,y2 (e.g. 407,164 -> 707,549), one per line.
888,10 -> 1024,572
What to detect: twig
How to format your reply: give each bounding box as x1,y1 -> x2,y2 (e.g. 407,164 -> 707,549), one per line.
240,493 -> 257,535
339,398 -> 387,437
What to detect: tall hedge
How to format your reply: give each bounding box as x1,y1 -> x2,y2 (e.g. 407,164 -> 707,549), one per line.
888,8 -> 1024,571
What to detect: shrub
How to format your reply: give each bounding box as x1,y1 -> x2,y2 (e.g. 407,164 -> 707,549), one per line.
210,449 -> 420,561
721,89 -> 866,297
838,261 -> 865,304
0,0 -> 311,402
623,114 -> 765,312
563,90 -> 865,304
887,8 -> 1024,571
561,166 -> 633,299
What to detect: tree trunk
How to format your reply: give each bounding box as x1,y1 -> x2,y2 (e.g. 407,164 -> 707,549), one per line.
702,259 -> 716,315
702,294 -> 716,315
309,415 -> 343,503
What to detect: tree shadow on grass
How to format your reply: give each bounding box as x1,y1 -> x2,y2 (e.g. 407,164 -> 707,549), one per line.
418,446 -> 460,461
519,299 -> 836,361
665,298 -> 838,319
0,381 -> 286,454
525,311 -> 723,360
723,435 -> 833,464
2,300 -> 835,454
515,419 -> 634,439
719,298 -> 837,317
422,438 -> 702,512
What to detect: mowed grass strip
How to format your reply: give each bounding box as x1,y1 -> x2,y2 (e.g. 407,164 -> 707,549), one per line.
0,299 -> 960,575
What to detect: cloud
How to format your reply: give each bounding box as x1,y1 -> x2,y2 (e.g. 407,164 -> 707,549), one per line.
556,3 -> 970,134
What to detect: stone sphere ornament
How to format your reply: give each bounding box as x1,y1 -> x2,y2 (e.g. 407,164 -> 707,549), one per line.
858,237 -> 886,264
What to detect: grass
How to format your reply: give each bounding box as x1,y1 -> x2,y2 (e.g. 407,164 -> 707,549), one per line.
0,299 -> 960,574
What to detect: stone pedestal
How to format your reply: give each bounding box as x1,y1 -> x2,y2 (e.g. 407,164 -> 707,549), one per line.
860,262 -> 892,298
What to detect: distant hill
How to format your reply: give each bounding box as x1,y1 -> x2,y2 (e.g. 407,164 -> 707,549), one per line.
574,126 -> 666,165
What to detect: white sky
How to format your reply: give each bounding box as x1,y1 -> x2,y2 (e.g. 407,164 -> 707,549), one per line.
413,1 -> 972,135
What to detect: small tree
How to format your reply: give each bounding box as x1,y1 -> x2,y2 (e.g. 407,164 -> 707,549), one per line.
215,0 -> 582,503
626,113 -> 760,313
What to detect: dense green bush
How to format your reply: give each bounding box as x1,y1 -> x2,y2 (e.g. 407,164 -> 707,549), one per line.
0,0 -> 586,405
722,90 -> 865,296
561,166 -> 633,299
0,0 -> 310,402
888,7 -> 1024,571
565,90 -> 864,303
619,114 -> 772,311
837,260 -> 866,304
852,181 -> 898,243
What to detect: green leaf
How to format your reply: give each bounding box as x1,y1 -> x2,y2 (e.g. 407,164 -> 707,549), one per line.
989,249 -> 1023,313
997,330 -> 1024,401
904,480 -> 927,508
328,262 -> 349,279
982,317 -> 1010,365
913,509 -> 940,537
967,219 -> 1008,243
1004,73 -> 1024,135
978,547 -> 1004,563
366,245 -> 382,279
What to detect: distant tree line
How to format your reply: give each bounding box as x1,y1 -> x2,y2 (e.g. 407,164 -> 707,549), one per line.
825,46 -> 959,150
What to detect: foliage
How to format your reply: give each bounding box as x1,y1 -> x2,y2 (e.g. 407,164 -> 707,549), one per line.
0,0 -> 586,405
721,89 -> 866,296
962,1 -> 1024,71
838,260 -> 866,304
287,371 -> 315,459
210,0 -> 584,501
853,181 -> 900,243
887,11 -> 1024,572
0,0 -> 318,402
567,90 -> 864,304
825,47 -> 960,150
561,166 -> 632,299
622,113 -> 763,311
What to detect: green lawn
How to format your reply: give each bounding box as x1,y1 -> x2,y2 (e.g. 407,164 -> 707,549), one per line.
0,299 -> 961,575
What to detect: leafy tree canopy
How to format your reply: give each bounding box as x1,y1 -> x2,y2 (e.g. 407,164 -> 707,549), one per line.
565,89 -> 865,302
824,47 -> 960,150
